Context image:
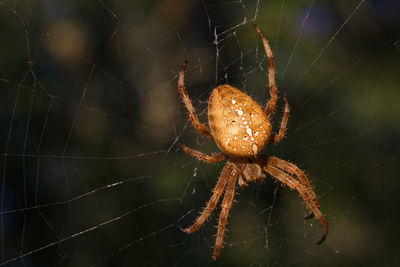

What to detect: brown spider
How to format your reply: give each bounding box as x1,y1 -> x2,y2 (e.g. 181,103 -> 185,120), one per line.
177,25 -> 328,260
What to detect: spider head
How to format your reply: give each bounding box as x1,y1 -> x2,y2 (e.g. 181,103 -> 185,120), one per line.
208,85 -> 272,157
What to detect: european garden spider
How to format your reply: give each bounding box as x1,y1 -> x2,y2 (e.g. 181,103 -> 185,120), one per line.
177,25 -> 328,260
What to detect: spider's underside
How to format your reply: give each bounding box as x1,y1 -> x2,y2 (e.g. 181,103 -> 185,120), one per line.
177,25 -> 328,260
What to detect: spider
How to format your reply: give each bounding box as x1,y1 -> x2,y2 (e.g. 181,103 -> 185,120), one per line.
177,25 -> 328,260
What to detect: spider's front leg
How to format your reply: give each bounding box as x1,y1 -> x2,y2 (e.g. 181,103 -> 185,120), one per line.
213,168 -> 239,260
257,156 -> 328,244
268,156 -> 320,219
181,163 -> 233,234
268,156 -> 314,192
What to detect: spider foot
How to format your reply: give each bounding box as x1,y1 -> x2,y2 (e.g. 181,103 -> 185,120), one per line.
177,142 -> 184,149
304,213 -> 315,220
317,233 -> 327,245
303,213 -> 328,245
179,225 -> 191,233
317,222 -> 328,245
182,60 -> 188,70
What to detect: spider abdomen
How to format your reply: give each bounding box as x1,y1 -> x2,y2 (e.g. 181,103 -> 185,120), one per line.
208,85 -> 271,157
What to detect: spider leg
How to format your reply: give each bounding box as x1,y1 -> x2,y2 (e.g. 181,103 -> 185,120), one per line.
178,61 -> 213,140
181,163 -> 233,234
178,143 -> 226,163
254,25 -> 278,118
304,213 -> 315,220
267,156 -> 313,189
268,156 -> 322,221
213,168 -> 239,260
258,157 -> 328,245
270,97 -> 290,144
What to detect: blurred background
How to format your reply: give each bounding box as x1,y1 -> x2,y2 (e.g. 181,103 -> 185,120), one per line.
0,0 -> 399,266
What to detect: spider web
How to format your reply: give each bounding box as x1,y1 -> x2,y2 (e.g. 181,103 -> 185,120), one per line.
0,0 -> 399,266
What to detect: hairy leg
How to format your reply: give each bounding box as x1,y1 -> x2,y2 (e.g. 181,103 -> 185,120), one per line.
271,97 -> 290,144
178,61 -> 213,140
181,163 -> 233,234
260,158 -> 328,244
268,156 -> 321,220
268,156 -> 313,190
178,143 -> 226,163
213,168 -> 239,260
254,25 -> 278,118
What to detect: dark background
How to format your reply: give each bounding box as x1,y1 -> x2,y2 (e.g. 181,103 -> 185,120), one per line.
0,0 -> 399,266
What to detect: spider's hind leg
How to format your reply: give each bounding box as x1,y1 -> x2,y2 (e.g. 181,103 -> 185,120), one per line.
178,61 -> 213,140
254,25 -> 278,118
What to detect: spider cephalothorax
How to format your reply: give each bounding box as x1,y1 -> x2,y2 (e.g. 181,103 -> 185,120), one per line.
177,25 -> 328,260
